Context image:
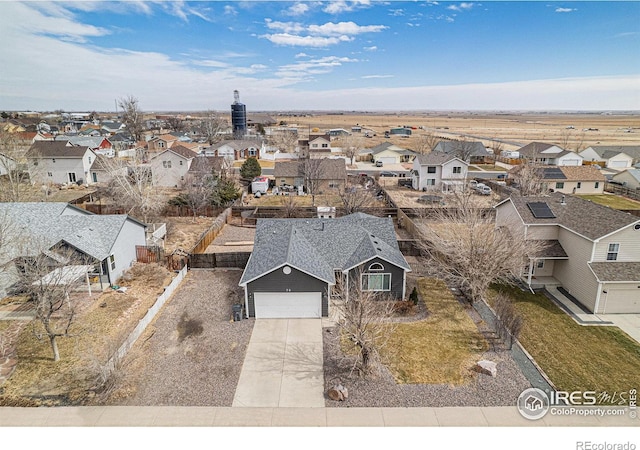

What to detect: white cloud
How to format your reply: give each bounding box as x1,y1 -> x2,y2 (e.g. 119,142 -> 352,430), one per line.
224,5 -> 238,16
555,7 -> 576,13
265,19 -> 306,34
447,3 -> 475,12
389,9 -> 405,17
262,33 -> 352,48
364,46 -> 378,51
323,0 -> 372,15
361,75 -> 394,79
276,56 -> 359,79
286,3 -> 310,16
308,22 -> 387,36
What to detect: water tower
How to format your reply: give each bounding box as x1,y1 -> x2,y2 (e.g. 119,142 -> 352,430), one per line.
231,90 -> 247,139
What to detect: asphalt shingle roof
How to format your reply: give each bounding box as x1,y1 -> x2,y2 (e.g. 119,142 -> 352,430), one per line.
0,202 -> 143,261
239,213 -> 410,286
26,141 -> 89,158
503,193 -> 640,240
414,152 -> 460,166
589,262 -> 640,282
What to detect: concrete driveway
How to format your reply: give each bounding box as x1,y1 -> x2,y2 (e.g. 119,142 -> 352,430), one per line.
232,319 -> 325,408
597,314 -> 640,344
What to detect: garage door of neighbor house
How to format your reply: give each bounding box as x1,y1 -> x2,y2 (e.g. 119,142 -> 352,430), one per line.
609,160 -> 628,168
602,289 -> 640,314
254,292 -> 322,318
378,157 -> 397,165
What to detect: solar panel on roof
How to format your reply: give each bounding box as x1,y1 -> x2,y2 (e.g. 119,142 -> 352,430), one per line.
542,167 -> 566,179
527,202 -> 556,219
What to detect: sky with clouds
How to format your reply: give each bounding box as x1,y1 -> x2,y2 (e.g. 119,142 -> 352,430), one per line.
1,0 -> 639,112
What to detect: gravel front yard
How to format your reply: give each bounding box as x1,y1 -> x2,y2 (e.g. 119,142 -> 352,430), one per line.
103,269 -> 253,406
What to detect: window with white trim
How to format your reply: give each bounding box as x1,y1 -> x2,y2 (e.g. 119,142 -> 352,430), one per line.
453,166 -> 462,174
109,255 -> 116,270
427,166 -> 436,173
595,181 -> 600,189
555,182 -> 564,189
426,179 -> 436,186
607,243 -> 619,261
362,273 -> 391,291
368,262 -> 384,271
163,160 -> 172,168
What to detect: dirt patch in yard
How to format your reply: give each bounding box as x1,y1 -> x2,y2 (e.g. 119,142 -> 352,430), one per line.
164,216 -> 216,254
100,269 -> 253,406
204,224 -> 255,253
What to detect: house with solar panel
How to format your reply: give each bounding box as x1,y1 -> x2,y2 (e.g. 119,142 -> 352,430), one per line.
509,165 -> 605,195
239,213 -> 411,318
495,193 -> 640,314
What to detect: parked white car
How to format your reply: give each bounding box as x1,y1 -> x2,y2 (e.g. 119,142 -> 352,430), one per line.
474,183 -> 492,195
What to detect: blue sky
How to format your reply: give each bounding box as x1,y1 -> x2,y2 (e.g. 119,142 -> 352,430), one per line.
1,1 -> 639,111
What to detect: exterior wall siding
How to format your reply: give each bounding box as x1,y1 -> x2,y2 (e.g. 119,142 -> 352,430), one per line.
108,220 -> 147,284
246,266 -> 329,317
525,224 -> 559,240
593,224 -> 640,262
553,228 -> 599,312
495,201 -> 526,238
348,257 -> 405,299
152,153 -> 191,187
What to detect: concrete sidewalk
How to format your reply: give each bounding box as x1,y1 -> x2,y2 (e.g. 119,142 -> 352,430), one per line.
0,406 -> 637,427
232,319 -> 325,408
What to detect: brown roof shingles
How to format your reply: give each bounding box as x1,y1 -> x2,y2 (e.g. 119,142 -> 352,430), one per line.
589,262 -> 640,282
26,141 -> 89,158
506,193 -> 640,240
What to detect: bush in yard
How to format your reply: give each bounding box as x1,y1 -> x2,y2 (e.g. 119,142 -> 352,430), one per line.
393,300 -> 414,316
240,157 -> 261,179
409,286 -> 419,306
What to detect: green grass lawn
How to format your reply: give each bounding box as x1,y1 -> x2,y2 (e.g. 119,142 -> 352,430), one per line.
577,194 -> 640,210
490,285 -> 640,394
382,278 -> 488,385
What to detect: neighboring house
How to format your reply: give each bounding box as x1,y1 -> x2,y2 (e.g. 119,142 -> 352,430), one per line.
328,128 -> 351,138
411,152 -> 469,192
0,202 -> 147,298
273,158 -> 347,191
512,165 -> 605,194
495,193 -> 640,314
25,140 -> 96,185
209,139 -> 261,161
298,134 -> 332,158
187,155 -> 227,181
239,213 -> 411,318
88,155 -> 128,185
370,142 -> 416,165
147,134 -> 180,152
433,140 -> 490,163
612,168 -> 640,189
579,146 -> 634,169
55,135 -> 114,157
517,142 -> 583,166
150,145 -> 197,187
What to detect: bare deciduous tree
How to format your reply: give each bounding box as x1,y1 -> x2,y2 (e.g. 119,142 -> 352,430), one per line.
96,154 -> 162,222
118,95 -> 144,142
333,273 -> 397,378
201,111 -> 227,145
415,191 -> 547,304
269,129 -> 299,154
338,134 -> 364,166
413,132 -> 439,155
302,158 -> 324,206
277,194 -> 301,218
16,245 -> 91,361
0,129 -> 31,202
174,174 -> 214,221
451,138 -> 479,162
510,161 -> 548,196
338,184 -> 374,214
166,116 -> 185,133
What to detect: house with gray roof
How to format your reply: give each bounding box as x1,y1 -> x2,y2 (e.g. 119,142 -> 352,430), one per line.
612,168 -> 640,190
150,145 -> 197,187
579,146 -> 634,169
411,152 -> 469,192
25,140 -> 97,185
209,139 -> 262,161
0,202 -> 146,298
517,142 -> 583,166
239,213 -> 411,318
433,140 -> 490,163
495,193 -> 640,314
369,142 -> 416,165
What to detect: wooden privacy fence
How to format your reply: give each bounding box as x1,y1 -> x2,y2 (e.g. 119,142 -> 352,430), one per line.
135,245 -> 165,263
189,252 -> 252,269
189,207 -> 232,254
605,182 -> 640,202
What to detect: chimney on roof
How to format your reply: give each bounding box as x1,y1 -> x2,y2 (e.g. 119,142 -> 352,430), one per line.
561,195 -> 566,205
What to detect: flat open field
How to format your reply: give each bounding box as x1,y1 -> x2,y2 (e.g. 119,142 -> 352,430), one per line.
277,112 -> 640,152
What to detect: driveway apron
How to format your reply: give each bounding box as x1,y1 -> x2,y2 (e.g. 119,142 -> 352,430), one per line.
232,319 -> 325,407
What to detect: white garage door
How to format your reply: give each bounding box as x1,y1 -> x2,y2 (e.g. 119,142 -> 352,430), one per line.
609,160 -> 628,168
602,289 -> 640,314
378,157 -> 397,165
561,159 -> 581,166
254,292 -> 322,318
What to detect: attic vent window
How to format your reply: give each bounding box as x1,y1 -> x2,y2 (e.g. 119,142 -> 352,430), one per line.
282,266 -> 292,275
368,262 -> 384,271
